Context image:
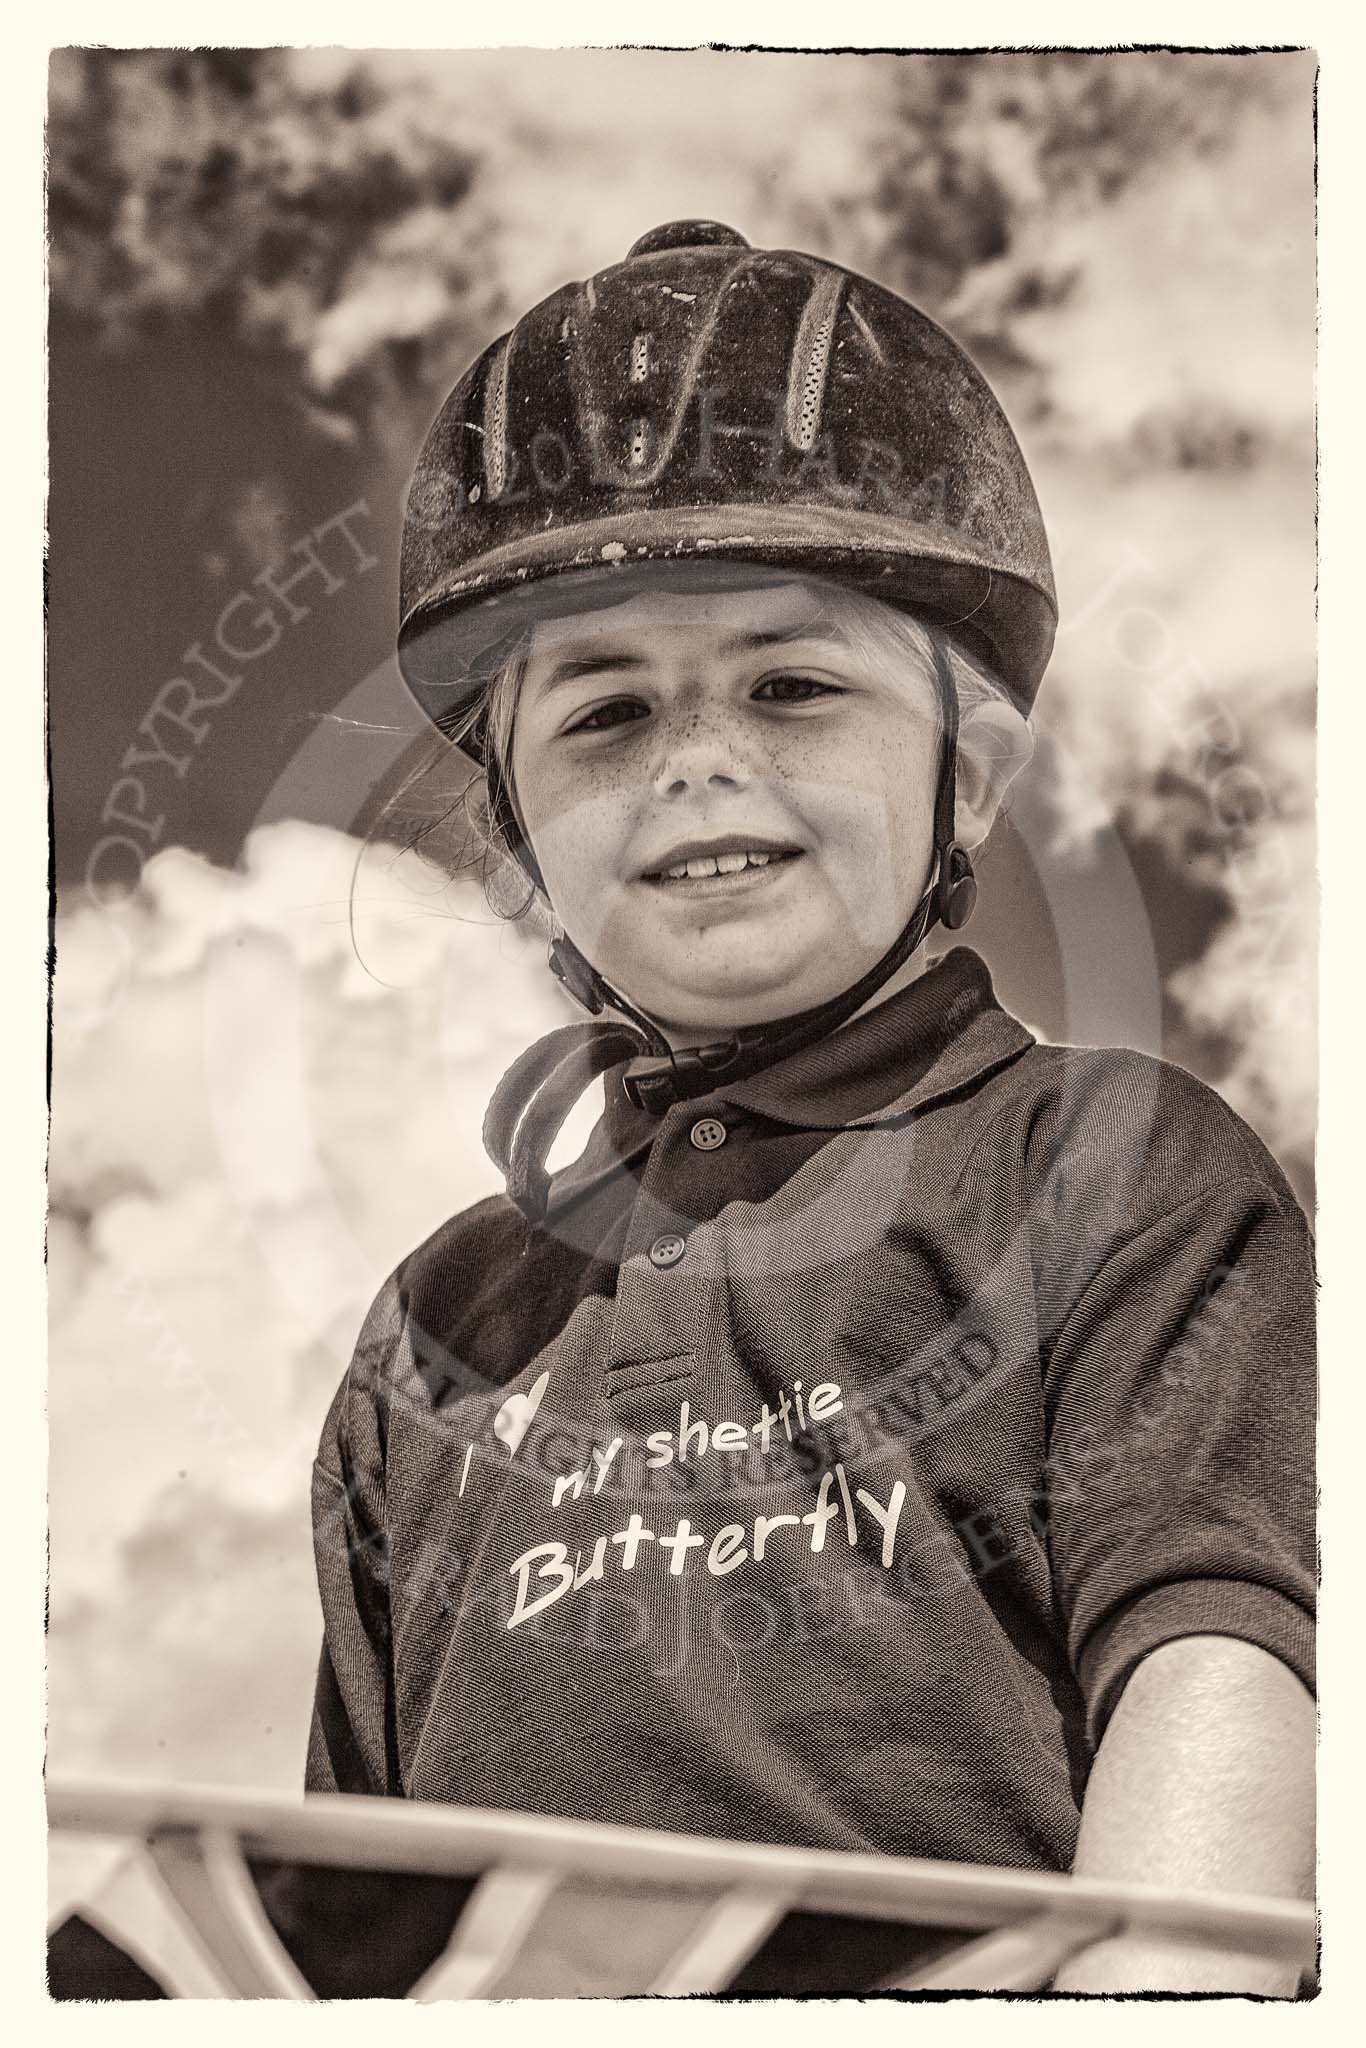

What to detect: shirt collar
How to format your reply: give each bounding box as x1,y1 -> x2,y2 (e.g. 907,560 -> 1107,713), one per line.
543,949 -> 1032,1219
716,946 -> 1034,1130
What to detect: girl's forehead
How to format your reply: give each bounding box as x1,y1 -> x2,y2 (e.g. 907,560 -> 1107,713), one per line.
526,576 -> 832,656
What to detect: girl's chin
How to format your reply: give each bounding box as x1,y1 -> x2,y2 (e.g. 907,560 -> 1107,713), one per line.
594,915 -> 898,1027
617,970 -> 859,1034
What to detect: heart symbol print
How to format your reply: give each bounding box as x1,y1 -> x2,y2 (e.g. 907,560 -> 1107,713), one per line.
492,1371 -> 550,1458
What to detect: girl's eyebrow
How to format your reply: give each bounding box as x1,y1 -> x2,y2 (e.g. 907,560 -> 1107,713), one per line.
536,651 -> 651,693
717,623 -> 853,655
535,622 -> 853,694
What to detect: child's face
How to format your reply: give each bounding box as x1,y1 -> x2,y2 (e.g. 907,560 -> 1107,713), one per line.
508,579 -> 942,1037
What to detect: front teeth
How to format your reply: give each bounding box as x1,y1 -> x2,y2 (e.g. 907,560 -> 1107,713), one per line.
663,850 -> 779,880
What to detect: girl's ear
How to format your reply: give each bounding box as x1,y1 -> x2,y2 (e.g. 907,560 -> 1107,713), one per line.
953,699 -> 1036,850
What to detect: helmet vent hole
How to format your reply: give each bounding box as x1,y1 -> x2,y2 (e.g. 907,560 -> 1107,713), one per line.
482,337 -> 513,498
630,419 -> 649,468
630,332 -> 651,382
794,319 -> 834,450
786,271 -> 845,453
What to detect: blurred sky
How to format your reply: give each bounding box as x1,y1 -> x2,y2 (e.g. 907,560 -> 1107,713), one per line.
46,46 -> 1316,1889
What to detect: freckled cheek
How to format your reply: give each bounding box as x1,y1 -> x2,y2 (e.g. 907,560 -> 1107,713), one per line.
776,735 -> 907,837
800,741 -> 935,888
518,759 -> 640,887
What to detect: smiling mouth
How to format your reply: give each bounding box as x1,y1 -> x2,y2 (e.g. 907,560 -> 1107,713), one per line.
641,849 -> 804,892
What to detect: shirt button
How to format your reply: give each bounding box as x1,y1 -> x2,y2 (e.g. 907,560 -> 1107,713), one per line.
648,1233 -> 687,1268
689,1118 -> 727,1152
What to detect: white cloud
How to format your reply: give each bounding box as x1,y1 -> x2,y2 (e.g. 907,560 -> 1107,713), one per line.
285,47 -> 901,389
48,824 -> 598,1798
1016,91 -> 1316,1156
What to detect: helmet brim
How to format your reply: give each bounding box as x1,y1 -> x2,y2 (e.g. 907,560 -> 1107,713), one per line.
397,505 -> 1055,745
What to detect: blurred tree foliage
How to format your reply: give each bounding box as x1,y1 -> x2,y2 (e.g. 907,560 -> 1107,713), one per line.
47,47 -> 484,421
49,47 -> 1301,419
867,52 -> 1300,379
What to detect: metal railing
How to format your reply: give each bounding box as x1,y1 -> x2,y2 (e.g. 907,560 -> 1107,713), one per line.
48,1778 -> 1318,1998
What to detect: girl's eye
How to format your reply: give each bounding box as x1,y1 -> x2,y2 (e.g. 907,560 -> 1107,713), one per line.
563,674 -> 842,734
754,673 -> 843,704
564,698 -> 649,735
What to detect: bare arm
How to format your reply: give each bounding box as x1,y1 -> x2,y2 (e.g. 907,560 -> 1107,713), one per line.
1052,1634 -> 1315,1994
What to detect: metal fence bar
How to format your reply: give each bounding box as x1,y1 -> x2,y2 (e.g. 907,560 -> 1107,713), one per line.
57,1845 -> 239,2000
144,1829 -> 315,1999
48,1778 -> 1318,1978
408,1865 -> 561,2000
647,1886 -> 794,1995
886,1911 -> 1119,1992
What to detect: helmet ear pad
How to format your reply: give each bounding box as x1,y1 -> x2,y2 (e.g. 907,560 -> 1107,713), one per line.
935,842 -> 978,931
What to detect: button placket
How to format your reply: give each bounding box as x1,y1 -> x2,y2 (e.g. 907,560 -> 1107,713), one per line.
604,1104 -> 716,1374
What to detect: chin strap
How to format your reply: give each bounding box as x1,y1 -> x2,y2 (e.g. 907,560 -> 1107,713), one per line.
482,1018 -> 654,1227
482,633 -> 976,1224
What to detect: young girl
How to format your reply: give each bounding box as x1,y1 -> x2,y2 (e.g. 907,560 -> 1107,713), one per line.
307,222 -> 1315,1994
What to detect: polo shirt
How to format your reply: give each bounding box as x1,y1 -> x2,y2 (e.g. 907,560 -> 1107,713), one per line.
308,946 -> 1315,1898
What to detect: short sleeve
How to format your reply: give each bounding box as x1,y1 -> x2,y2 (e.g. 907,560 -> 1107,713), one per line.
1041,1174 -> 1317,1751
306,1271 -> 406,1796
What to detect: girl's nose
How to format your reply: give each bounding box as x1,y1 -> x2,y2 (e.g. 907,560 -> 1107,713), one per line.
651,718 -> 753,800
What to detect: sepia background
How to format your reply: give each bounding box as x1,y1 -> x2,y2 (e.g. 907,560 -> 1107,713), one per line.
46,46 -> 1316,1888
